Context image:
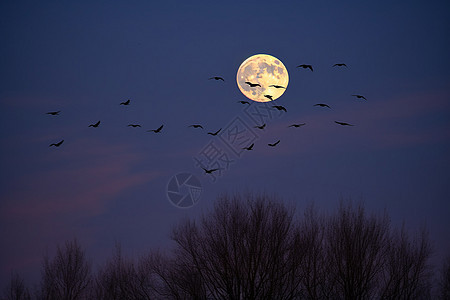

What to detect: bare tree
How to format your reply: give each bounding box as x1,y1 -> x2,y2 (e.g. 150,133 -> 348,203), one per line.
379,226 -> 432,299
93,243 -> 159,300
38,239 -> 92,300
3,194 -> 435,300
2,272 -> 31,300
145,195 -> 434,300
168,193 -> 305,300
144,251 -> 207,299
297,205 -> 333,299
325,201 -> 391,299
93,243 -> 136,299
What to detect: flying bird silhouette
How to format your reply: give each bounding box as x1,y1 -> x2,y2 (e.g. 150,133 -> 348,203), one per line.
46,111 -> 61,115
314,103 -> 331,108
147,125 -> 164,133
254,123 -> 266,130
120,99 -> 130,105
335,121 -> 354,126
245,81 -> 261,87
237,100 -> 250,105
332,63 -> 347,67
188,124 -> 203,129
268,140 -> 280,147
272,105 -> 287,112
352,94 -> 367,100
49,140 -> 64,147
207,128 -> 222,136
89,121 -> 101,128
264,95 -> 274,101
269,85 -> 286,89
288,123 -> 306,128
243,143 -> 254,151
209,76 -> 224,81
296,64 -> 313,71
202,167 -> 220,174
127,124 -> 141,127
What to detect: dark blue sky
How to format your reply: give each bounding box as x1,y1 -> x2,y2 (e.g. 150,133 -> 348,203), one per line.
1,0 -> 449,284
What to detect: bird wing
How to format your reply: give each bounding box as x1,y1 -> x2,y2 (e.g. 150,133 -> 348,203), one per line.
157,125 -> 164,131
335,121 -> 352,125
50,140 -> 64,146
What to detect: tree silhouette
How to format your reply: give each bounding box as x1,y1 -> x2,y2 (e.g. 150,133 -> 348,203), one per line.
93,243 -> 161,300
2,272 -> 31,300
2,193 -> 439,299
325,202 -> 391,299
297,205 -> 332,299
166,193 -> 304,299
38,239 -> 92,300
153,194 -> 433,299
379,225 -> 432,299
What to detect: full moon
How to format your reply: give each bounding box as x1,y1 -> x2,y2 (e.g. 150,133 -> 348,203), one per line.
236,54 -> 289,102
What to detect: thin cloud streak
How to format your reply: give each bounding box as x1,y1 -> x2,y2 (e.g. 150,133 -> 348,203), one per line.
0,138 -> 164,219
256,89 -> 450,156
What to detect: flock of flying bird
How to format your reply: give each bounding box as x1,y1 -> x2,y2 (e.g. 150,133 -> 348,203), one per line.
199,63 -> 365,174
46,62 -> 365,174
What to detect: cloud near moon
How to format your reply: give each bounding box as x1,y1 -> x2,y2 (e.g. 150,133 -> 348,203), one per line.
236,54 -> 289,102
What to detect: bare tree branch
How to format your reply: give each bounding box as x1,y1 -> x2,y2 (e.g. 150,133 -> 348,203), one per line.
38,239 -> 91,300
2,272 -> 31,300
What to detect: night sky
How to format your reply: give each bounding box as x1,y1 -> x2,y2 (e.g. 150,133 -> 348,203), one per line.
1,0 -> 449,285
